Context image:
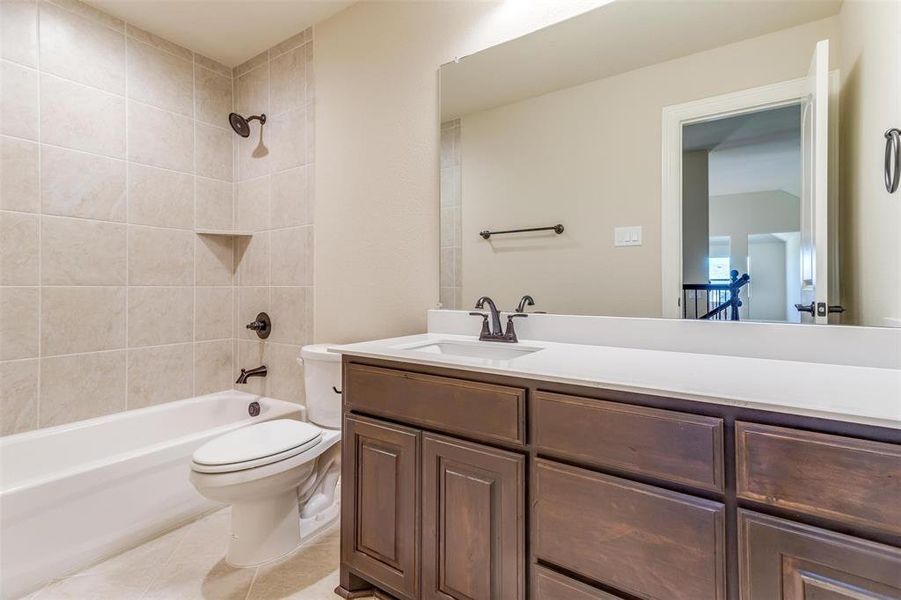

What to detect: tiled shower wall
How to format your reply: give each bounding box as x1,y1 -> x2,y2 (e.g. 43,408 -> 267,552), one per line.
0,0 -> 314,435
439,119 -> 462,309
230,32 -> 314,404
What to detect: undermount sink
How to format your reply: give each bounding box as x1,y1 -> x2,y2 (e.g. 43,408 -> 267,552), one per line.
406,340 -> 542,361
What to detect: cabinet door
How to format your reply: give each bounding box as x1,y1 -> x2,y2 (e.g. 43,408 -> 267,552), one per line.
341,414 -> 419,599
422,433 -> 525,600
739,510 -> 901,599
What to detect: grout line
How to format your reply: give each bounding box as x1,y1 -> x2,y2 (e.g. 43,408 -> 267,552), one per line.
124,23 -> 130,411
35,0 -> 43,429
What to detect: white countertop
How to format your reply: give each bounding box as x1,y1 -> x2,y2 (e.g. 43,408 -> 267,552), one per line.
330,333 -> 901,430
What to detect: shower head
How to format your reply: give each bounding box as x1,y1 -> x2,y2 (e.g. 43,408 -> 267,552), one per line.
228,112 -> 266,138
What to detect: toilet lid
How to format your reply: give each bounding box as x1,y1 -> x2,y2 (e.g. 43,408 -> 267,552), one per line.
193,420 -> 322,467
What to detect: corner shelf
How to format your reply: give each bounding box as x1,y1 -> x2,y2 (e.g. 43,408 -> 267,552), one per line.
194,229 -> 254,237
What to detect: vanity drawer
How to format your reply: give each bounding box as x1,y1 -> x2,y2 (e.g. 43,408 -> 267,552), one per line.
344,363 -> 526,446
534,459 -> 726,600
533,565 -> 625,600
533,391 -> 725,492
736,422 -> 901,535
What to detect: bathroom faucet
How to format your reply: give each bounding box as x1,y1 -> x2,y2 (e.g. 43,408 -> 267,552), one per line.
236,365 -> 267,384
470,296 -> 527,343
515,295 -> 535,313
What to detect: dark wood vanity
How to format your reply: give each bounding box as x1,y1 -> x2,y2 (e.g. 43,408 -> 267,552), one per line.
335,355 -> 901,600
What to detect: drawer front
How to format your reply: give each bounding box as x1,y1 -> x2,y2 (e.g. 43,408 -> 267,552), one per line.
534,459 -> 726,600
739,510 -> 901,599
533,566 -> 625,600
345,363 -> 526,446
534,392 -> 724,492
736,422 -> 901,535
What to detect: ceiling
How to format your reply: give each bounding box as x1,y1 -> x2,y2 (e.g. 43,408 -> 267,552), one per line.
688,106 -> 803,197
440,0 -> 841,120
85,0 -> 355,67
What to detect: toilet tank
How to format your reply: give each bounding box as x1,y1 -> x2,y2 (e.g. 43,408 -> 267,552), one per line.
299,345 -> 342,429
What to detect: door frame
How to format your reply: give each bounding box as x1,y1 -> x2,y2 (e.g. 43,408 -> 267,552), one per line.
660,74 -> 839,319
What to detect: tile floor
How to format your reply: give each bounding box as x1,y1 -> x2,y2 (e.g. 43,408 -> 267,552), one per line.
26,509 -> 374,600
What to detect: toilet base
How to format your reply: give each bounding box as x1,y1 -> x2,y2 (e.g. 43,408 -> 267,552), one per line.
224,490 -> 341,569
226,489 -> 302,568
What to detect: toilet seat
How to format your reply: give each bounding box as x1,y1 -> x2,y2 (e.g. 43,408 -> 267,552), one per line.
192,420 -> 323,474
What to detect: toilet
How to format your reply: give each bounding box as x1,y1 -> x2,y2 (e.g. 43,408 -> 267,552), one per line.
189,344 -> 342,568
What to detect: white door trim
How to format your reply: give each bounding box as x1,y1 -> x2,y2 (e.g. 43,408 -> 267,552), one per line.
661,77 -> 808,318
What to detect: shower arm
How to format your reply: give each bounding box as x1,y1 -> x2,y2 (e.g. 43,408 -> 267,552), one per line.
246,114 -> 267,124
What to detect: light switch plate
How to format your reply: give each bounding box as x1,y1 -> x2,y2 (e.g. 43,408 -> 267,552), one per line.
614,226 -> 642,247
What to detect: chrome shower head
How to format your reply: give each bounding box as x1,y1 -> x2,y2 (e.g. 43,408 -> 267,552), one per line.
228,112 -> 266,137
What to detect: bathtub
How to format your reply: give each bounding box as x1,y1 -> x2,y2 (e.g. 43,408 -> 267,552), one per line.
0,390 -> 302,599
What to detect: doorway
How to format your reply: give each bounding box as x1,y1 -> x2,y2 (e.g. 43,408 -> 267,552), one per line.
681,105 -> 803,323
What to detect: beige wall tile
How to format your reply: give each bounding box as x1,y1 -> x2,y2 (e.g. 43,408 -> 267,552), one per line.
39,2 -> 125,94
270,226 -> 312,286
40,350 -> 125,426
128,163 -> 193,229
42,216 -> 126,285
235,63 -> 268,114
127,286 -> 193,347
127,101 -> 193,172
195,122 -> 233,181
1,62 -> 39,140
1,0 -> 37,67
271,165 -> 311,228
266,342 -> 304,404
0,136 -> 39,212
194,53 -> 231,78
0,358 -> 38,435
440,247 -> 454,288
195,177 -> 233,231
195,286 -> 233,341
42,286 -> 125,355
236,176 -> 270,232
268,107 -> 307,172
195,235 -> 234,285
234,231 -> 269,286
127,38 -> 193,117
236,132 -> 270,182
0,286 -> 39,360
126,24 -> 191,61
270,45 -> 305,116
127,343 -> 193,409
194,339 -> 233,395
269,286 -> 310,346
270,30 -> 309,60
0,211 -> 39,285
194,66 -> 232,127
41,74 -> 125,157
41,146 -> 126,221
235,286 -> 269,341
128,226 -> 194,285
46,0 -> 123,31
234,49 -> 268,78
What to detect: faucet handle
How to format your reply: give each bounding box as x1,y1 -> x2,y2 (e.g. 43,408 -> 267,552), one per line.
469,312 -> 491,338
503,313 -> 527,343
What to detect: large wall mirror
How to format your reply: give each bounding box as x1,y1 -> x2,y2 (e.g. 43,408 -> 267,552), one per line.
438,0 -> 900,327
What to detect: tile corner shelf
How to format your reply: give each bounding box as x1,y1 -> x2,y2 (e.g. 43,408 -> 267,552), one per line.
194,229 -> 254,237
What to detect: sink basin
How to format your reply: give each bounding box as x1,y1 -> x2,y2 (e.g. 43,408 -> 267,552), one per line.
406,340 -> 542,361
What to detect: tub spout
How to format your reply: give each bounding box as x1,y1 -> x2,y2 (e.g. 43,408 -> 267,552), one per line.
236,365 -> 267,384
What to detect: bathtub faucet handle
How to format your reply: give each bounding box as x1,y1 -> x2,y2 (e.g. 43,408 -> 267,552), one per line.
245,312 -> 271,339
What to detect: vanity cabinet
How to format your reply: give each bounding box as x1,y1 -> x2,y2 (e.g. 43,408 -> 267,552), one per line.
337,357 -> 901,600
341,414 -> 420,599
422,434 -> 525,600
738,511 -> 901,599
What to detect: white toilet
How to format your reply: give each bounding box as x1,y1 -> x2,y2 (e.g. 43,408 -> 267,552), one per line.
189,344 -> 342,568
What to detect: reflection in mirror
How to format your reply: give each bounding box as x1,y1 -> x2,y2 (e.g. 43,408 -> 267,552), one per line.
439,0 -> 900,327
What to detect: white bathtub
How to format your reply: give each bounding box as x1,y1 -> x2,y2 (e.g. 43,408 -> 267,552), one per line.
0,391 -> 302,599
